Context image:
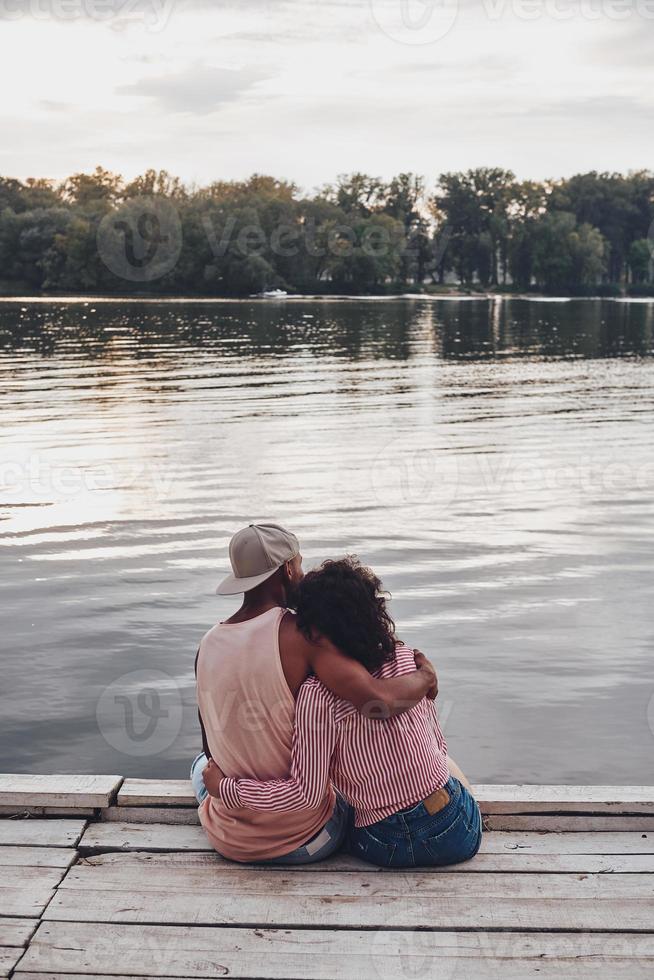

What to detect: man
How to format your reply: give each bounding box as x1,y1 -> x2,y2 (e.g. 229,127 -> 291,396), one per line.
193,522 -> 436,863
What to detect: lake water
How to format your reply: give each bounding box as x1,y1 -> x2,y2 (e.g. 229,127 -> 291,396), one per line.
1,296 -> 653,784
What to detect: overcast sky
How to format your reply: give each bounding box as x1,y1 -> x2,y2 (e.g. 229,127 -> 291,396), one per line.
1,0 -> 652,190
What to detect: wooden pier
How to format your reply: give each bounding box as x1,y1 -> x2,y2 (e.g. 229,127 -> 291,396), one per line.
1,775 -> 653,978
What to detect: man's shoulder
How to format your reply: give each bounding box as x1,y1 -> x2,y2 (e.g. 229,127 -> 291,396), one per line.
198,619 -> 227,646
197,622 -> 218,651
278,609 -> 312,654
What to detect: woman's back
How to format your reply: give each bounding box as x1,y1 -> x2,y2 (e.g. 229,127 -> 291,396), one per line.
325,643 -> 449,826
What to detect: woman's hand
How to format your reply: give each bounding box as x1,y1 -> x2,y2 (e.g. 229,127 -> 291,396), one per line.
202,758 -> 226,798
413,649 -> 438,700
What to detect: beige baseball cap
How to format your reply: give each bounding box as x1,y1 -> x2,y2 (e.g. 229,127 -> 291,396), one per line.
216,523 -> 300,595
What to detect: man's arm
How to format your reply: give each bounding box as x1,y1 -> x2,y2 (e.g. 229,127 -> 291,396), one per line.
309,636 -> 437,720
194,648 -> 212,760
213,682 -> 336,811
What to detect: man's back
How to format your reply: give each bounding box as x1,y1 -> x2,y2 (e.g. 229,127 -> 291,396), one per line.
196,606 -> 334,861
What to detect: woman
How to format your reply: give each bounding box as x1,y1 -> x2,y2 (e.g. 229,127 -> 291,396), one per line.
203,556 -> 482,868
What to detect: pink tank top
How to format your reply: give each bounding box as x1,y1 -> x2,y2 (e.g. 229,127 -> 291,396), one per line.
196,606 -> 335,861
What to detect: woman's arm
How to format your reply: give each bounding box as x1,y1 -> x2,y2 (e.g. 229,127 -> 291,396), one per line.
279,610 -> 436,719
310,637 -> 437,719
217,682 -> 337,811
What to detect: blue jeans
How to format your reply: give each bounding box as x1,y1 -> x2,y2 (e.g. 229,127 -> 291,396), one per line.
190,752 -> 348,865
347,776 -> 482,868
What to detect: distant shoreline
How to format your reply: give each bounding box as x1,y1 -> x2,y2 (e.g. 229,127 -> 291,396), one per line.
1,292 -> 653,304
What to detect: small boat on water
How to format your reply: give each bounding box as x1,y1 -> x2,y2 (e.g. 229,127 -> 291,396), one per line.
260,289 -> 288,299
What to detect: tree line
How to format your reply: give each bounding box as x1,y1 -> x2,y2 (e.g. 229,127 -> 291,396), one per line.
0,166 -> 652,296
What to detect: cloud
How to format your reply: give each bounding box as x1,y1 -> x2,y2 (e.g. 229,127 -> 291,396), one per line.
521,95 -> 653,123
395,52 -> 521,78
591,24 -> 654,69
116,64 -> 270,114
40,100 -> 72,112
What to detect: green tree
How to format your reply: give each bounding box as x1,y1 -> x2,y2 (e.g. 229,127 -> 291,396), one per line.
326,213 -> 404,292
124,169 -> 186,200
549,171 -> 654,283
62,166 -> 123,211
383,173 -> 430,285
508,181 -> 550,290
627,239 -> 652,284
324,173 -> 386,217
532,212 -> 606,293
430,168 -> 516,286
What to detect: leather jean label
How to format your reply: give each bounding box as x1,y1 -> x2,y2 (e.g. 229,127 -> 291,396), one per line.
423,787 -> 450,815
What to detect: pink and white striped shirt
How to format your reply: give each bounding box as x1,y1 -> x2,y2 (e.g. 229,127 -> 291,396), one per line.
220,644 -> 449,827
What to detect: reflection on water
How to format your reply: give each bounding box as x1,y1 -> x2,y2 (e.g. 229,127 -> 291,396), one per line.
1,297 -> 653,782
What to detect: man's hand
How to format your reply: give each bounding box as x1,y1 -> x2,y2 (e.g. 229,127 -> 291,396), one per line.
414,649 -> 438,700
202,758 -> 225,799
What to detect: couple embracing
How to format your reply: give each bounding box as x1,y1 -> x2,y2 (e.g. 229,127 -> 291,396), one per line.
192,523 -> 482,868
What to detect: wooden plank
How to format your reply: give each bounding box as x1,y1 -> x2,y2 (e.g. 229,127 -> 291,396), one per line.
13,964 -> 652,980
2,867 -> 68,889
0,866 -> 65,917
0,846 -> 75,868
17,923 -> 654,979
102,806 -> 199,826
12,966 -> 654,980
484,814 -> 654,832
115,781 -> 654,813
80,823 -> 654,856
102,808 -> 654,831
480,830 -> 654,853
79,822 -> 209,853
75,846 -> 654,874
0,775 -> 122,809
57,861 -> 654,899
117,780 -> 195,807
42,889 -> 654,931
0,808 -> 94,819
475,785 -> 654,814
0,820 -> 86,848
0,946 -> 24,978
46,863 -> 654,930
0,918 -> 37,947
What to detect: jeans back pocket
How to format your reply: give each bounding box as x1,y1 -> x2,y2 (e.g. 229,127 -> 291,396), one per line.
349,828 -> 397,868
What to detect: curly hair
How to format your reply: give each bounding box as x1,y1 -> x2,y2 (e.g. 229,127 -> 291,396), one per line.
294,556 -> 397,672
